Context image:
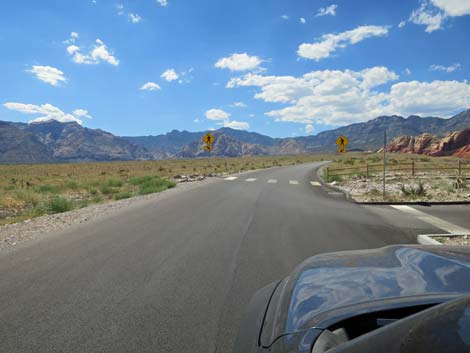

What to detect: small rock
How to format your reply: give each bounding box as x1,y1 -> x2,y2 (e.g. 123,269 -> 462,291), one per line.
330,181 -> 339,186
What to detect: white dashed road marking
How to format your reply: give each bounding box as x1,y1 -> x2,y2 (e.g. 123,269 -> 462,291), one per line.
310,181 -> 321,186
391,205 -> 470,234
267,179 -> 278,184
245,178 -> 257,182
224,176 -> 238,181
289,180 -> 299,185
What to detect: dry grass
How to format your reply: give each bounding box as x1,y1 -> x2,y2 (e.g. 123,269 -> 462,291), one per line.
0,154 -> 333,225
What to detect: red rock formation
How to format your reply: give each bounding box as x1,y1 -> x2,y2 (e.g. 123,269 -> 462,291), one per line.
386,129 -> 470,159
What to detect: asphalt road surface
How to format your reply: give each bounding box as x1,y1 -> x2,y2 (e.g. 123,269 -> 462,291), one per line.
0,162 -> 431,353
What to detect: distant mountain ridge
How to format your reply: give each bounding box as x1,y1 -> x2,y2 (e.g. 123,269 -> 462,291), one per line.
1,109 -> 469,163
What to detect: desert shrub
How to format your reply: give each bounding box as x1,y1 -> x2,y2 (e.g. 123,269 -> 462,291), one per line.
89,187 -> 98,195
106,179 -> 124,187
49,196 -> 73,213
100,186 -> 118,195
400,181 -> 426,197
115,192 -> 133,200
35,184 -> 61,193
65,181 -> 79,190
136,176 -> 176,195
15,190 -> 40,207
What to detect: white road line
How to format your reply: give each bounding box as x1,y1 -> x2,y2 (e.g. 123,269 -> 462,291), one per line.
224,176 -> 238,181
310,181 -> 321,186
289,180 -> 299,185
391,205 -> 470,234
267,179 -> 278,184
245,178 -> 257,182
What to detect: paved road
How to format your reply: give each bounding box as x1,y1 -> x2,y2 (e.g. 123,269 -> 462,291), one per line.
0,162 -> 427,353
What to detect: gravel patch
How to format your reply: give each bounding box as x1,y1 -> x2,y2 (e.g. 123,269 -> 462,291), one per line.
0,178 -> 217,251
435,235 -> 470,246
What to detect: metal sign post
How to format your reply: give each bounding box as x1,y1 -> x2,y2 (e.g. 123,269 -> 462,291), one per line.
383,130 -> 387,200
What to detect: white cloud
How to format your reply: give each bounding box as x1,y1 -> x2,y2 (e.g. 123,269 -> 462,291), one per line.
129,13 -> 142,23
161,69 -> 179,82
193,118 -> 200,123
156,0 -> 168,6
70,32 -> 79,39
224,120 -> 249,130
64,32 -> 79,44
305,124 -> 314,134
404,68 -> 412,75
281,15 -> 289,20
205,109 -> 230,121
398,20 -> 407,28
316,4 -> 338,17
3,102 -> 93,125
430,0 -> 470,16
215,53 -> 263,72
229,101 -> 247,108
140,82 -> 161,91
249,114 -> 255,118
66,38 -> 119,66
429,63 -> 462,72
300,17 -> 306,24
28,65 -> 66,86
227,66 -> 470,126
204,108 -> 249,130
409,2 -> 445,32
297,25 -> 389,61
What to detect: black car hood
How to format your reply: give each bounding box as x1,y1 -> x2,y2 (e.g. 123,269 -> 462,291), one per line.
262,245 -> 470,347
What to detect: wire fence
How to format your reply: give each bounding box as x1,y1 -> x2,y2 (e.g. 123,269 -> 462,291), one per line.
326,159 -> 470,181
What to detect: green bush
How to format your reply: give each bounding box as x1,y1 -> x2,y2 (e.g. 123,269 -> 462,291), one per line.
35,184 -> 61,193
65,181 -> 79,190
49,196 -> 73,213
106,178 -> 124,187
133,176 -> 176,195
100,186 -> 118,195
115,192 -> 133,200
89,187 -> 98,195
15,190 -> 40,206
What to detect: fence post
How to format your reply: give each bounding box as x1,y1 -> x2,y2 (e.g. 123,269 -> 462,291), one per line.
458,160 -> 462,177
411,160 -> 415,177
326,167 -> 329,181
366,164 -> 369,179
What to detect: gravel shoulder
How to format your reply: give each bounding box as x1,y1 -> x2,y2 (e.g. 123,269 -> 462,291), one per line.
0,177 -> 219,251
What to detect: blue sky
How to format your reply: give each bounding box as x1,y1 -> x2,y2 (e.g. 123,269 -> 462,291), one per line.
1,0 -> 469,137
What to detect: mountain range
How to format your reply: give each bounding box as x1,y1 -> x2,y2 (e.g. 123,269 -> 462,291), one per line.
1,109 -> 469,163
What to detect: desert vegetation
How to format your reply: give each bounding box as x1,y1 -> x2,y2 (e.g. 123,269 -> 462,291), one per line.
0,154 -> 330,225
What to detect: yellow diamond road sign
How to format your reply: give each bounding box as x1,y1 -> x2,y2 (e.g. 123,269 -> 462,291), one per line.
336,135 -> 349,147
202,132 -> 215,145
338,145 -> 346,153
203,144 -> 213,151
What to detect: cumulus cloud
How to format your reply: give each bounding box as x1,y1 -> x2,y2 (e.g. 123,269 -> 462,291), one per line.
409,2 -> 445,32
316,4 -> 337,17
204,108 -> 249,130
161,69 -> 179,82
140,82 -> 161,91
300,17 -> 306,24
129,13 -> 142,23
409,0 -> 470,32
205,109 -> 231,121
297,25 -> 389,61
398,20 -> 407,28
3,102 -> 93,125
28,65 -> 66,86
224,120 -> 249,130
156,0 -> 168,6
215,53 -> 263,71
281,15 -> 289,20
429,63 -> 462,72
227,66 -> 470,126
305,124 -> 314,134
430,0 -> 470,16
66,36 -> 119,66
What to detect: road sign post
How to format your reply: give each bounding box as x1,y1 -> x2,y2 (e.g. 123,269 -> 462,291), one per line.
336,135 -> 349,154
383,131 -> 387,200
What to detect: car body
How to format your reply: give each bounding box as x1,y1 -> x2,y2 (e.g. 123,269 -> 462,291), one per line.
233,245 -> 470,353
